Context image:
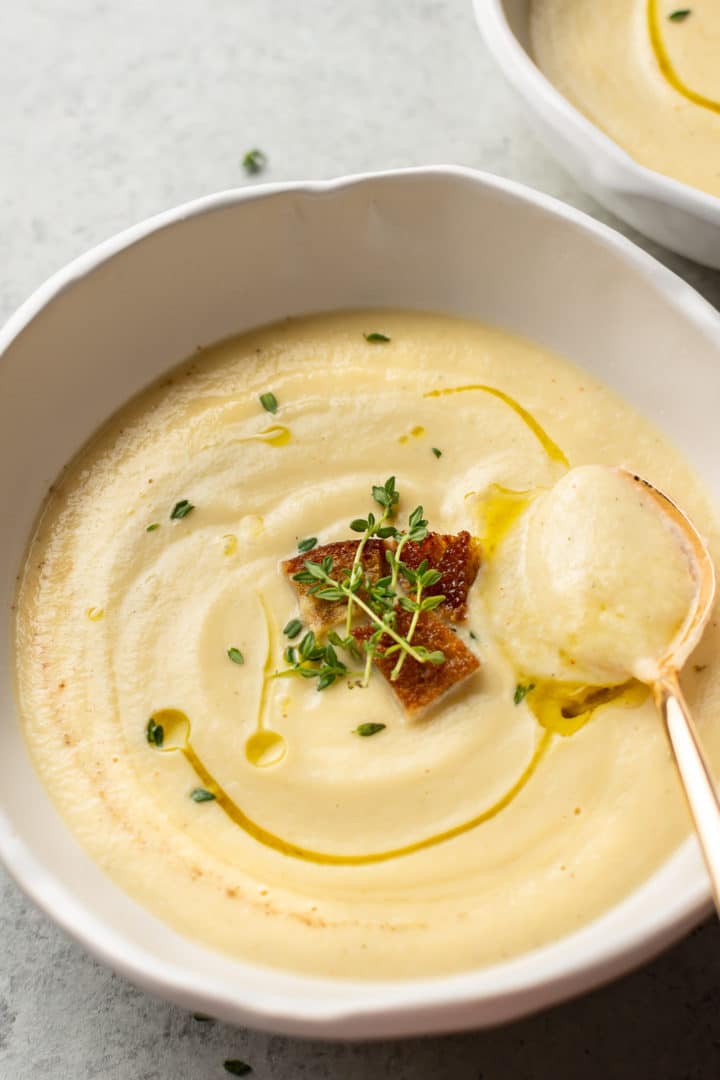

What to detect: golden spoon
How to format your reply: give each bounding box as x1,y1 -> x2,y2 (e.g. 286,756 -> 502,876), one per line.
618,469 -> 720,908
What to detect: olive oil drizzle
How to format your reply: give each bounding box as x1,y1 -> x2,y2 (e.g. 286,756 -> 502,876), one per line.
152,708 -> 553,866
528,679 -> 648,738
254,424 -> 291,447
647,0 -> 720,114
150,650 -> 645,864
424,385 -> 569,467
152,673 -> 645,865
244,594 -> 287,768
474,484 -> 537,556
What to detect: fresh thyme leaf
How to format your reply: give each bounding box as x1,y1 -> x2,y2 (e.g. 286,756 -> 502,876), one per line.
146,717 -> 164,747
242,147 -> 267,174
353,723 -> 386,736
283,618 -> 303,639
227,647 -> 245,665
190,787 -> 216,803
514,682 -> 536,705
224,1062 -> 253,1077
146,523 -> 160,532
420,568 -> 442,587
363,332 -> 390,343
313,586 -> 344,601
302,561 -> 327,581
431,447 -> 442,458
299,631 -> 316,660
668,8 -> 691,20
350,518 -> 368,532
297,536 -> 317,553
259,391 -> 278,414
170,499 -> 195,520
469,630 -> 478,640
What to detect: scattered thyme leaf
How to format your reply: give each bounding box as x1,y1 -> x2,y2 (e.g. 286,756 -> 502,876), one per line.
668,8 -> 691,20
170,499 -> 195,520
283,619 -> 303,639
514,682 -> 535,705
190,788 -> 216,803
469,630 -> 478,640
259,391 -> 278,414
431,447 -> 442,458
353,722 -> 386,737
146,522 -> 160,532
227,647 -> 245,665
224,1062 -> 253,1077
146,717 -> 164,747
192,1013 -> 212,1022
297,536 -> 317,553
363,332 -> 390,343
242,148 -> 267,174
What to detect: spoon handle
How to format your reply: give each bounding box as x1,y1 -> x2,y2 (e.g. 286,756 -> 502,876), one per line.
655,674 -> 720,911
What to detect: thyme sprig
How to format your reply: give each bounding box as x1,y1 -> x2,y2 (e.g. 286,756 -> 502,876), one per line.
345,475 -> 399,634
280,478 -> 447,689
277,629 -> 356,689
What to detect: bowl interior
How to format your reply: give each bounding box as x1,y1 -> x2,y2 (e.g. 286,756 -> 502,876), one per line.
1,169 -> 719,1036
499,0 -> 530,48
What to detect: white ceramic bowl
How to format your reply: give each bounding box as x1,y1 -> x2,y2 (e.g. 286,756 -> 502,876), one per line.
2,167 -> 720,1039
475,0 -> 720,269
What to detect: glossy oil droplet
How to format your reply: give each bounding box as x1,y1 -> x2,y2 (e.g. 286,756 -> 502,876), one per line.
475,484 -> 535,557
245,730 -> 287,768
222,533 -> 238,556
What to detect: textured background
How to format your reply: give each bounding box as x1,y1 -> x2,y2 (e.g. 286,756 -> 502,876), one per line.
2,1 -> 719,1077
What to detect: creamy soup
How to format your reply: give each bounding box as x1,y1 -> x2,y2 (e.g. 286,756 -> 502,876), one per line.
488,465 -> 699,686
530,1 -> 720,198
15,310 -> 720,979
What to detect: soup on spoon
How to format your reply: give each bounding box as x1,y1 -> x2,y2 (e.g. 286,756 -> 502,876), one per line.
487,464 -> 700,685
488,463 -> 720,905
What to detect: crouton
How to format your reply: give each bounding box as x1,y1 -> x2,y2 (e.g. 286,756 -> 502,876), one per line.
352,608 -> 480,715
282,539 -> 387,633
401,530 -> 481,622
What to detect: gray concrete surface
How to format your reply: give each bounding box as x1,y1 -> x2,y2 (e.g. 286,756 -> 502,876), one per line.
2,1 -> 719,1076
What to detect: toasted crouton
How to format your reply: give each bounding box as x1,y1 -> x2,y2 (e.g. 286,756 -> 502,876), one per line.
352,609 -> 480,715
282,539 -> 387,633
401,530 -> 481,622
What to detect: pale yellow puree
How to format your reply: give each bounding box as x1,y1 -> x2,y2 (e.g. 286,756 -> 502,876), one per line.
15,310 -> 720,978
531,1 -> 720,198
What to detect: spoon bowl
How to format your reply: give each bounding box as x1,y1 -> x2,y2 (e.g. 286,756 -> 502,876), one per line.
614,468 -> 720,910
617,469 -> 717,681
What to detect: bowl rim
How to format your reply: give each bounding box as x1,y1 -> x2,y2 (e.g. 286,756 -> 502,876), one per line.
1,165 -> 719,1037
474,0 -> 720,222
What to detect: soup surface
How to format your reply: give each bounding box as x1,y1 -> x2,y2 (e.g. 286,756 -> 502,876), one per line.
530,1 -> 720,198
15,310 -> 720,978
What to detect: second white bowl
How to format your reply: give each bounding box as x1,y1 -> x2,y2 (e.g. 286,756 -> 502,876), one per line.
475,0 -> 720,268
